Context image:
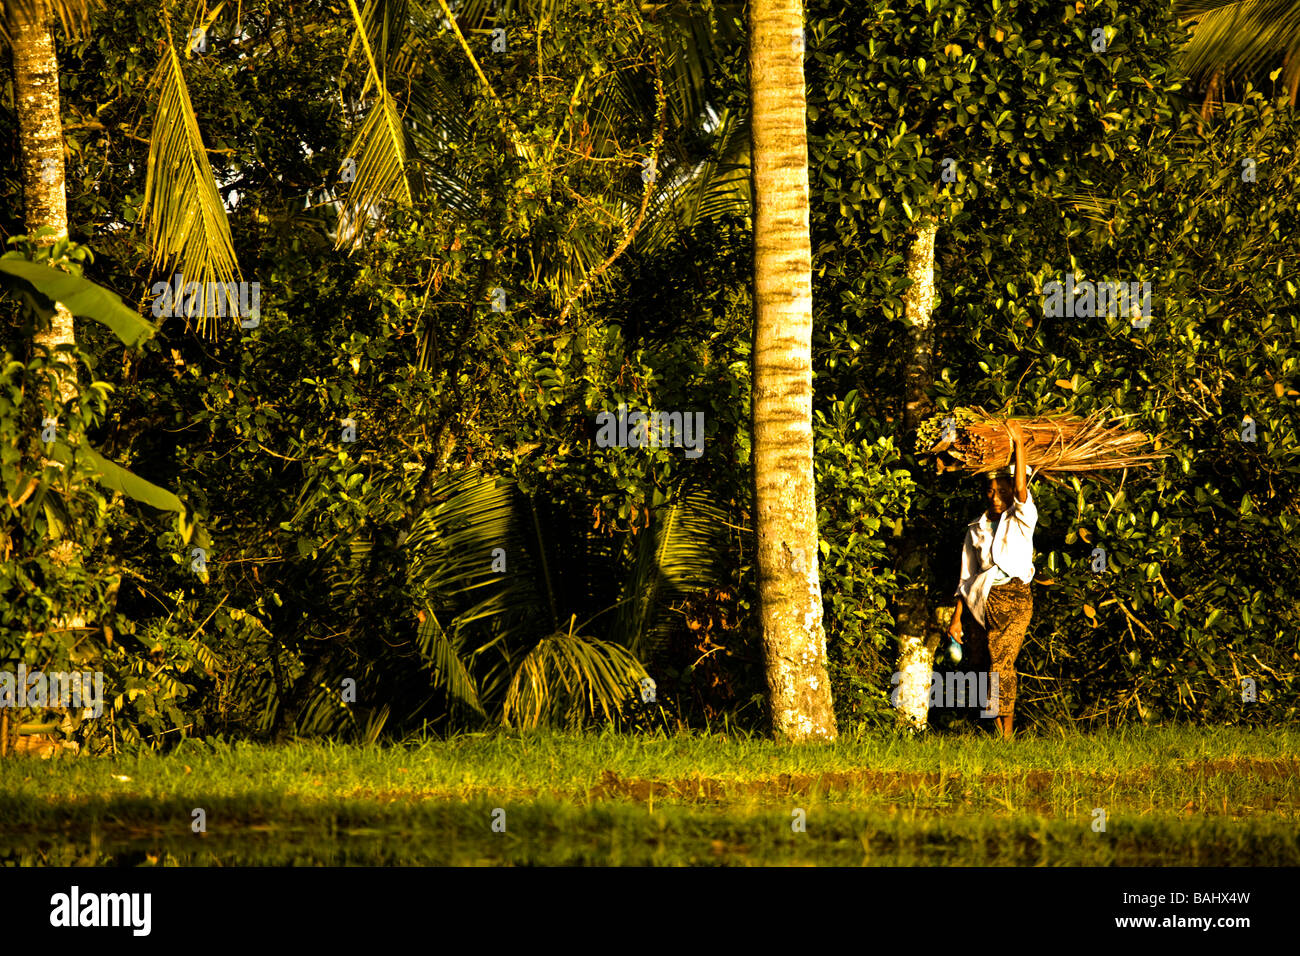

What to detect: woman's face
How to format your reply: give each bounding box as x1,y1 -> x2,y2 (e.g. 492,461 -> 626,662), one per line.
986,478 -> 1013,515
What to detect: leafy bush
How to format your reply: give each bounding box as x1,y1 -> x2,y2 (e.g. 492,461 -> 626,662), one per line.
0,239 -> 205,752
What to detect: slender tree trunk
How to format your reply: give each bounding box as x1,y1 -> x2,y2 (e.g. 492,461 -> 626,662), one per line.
9,0 -> 78,403
748,0 -> 836,742
7,0 -> 85,757
894,219 -> 940,731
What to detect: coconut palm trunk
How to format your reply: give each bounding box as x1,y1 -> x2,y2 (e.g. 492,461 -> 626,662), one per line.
5,0 -> 85,758
894,218 -> 940,730
7,0 -> 78,403
748,0 -> 835,742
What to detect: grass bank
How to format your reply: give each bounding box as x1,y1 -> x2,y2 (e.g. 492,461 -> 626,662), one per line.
2,725 -> 1295,865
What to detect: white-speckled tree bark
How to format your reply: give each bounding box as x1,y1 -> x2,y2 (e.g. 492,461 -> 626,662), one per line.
9,0 -> 79,404
895,219 -> 940,731
749,0 -> 836,742
8,0 -> 85,670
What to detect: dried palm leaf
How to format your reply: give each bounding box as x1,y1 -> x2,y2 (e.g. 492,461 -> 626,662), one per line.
919,406 -> 1168,478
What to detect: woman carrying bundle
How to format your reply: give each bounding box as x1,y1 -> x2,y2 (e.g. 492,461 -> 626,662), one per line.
946,422 -> 1037,739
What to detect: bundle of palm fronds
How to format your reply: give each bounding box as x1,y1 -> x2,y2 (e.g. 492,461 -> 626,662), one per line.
916,406 -> 1168,478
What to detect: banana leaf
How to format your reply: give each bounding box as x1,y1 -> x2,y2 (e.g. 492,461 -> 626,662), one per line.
0,257 -> 156,347
50,440 -> 185,512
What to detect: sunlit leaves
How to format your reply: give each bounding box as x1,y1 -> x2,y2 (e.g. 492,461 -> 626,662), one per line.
140,39 -> 242,336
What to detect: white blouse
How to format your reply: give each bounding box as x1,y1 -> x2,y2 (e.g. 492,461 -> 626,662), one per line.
954,485 -> 1038,629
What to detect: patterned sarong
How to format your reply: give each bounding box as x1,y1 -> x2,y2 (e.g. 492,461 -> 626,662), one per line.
962,579 -> 1033,720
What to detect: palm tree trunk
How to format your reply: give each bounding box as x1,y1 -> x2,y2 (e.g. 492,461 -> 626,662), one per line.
6,0 -> 85,753
894,218 -> 940,731
8,0 -> 78,404
748,0 -> 836,742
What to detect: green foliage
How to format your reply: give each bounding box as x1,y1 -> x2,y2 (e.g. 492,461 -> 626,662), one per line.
0,250 -> 155,347
6,0 -> 1298,752
1009,89 -> 1300,726
0,243 -> 203,753
503,621 -> 649,730
807,0 -> 1300,728
814,391 -> 914,726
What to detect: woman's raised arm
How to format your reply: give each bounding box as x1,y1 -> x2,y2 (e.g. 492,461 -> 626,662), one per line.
1009,422 -> 1028,504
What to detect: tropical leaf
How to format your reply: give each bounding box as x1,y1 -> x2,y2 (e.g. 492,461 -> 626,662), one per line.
345,0 -> 414,83
296,678 -> 355,735
305,460 -> 713,731
1175,1 -> 1300,102
82,446 -> 185,512
0,0 -> 101,45
335,90 -> 416,249
187,632 -> 224,675
403,61 -> 482,215
403,468 -> 552,636
502,621 -> 649,729
638,106 -> 752,256
225,607 -> 273,643
614,483 -> 734,661
140,37 -> 242,335
50,440 -> 186,512
415,606 -> 486,715
333,0 -> 735,295
0,258 -> 156,346
361,703 -> 391,743
336,0 -> 416,249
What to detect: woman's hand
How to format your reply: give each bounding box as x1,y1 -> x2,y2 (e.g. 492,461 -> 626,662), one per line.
1004,420 -> 1023,457
947,617 -> 963,642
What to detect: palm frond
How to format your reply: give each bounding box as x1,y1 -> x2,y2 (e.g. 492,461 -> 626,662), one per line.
0,0 -> 100,44
614,483 -> 734,661
639,107 -> 751,255
918,407 -> 1170,476
1176,1 -> 1300,96
345,0 -> 412,87
336,0 -> 416,249
415,605 -> 486,715
426,0 -> 517,134
404,469 -> 535,601
295,677 -> 356,736
387,469 -> 559,716
502,620 -> 649,729
361,703 -> 391,743
334,91 -> 416,249
649,0 -> 738,126
140,38 -> 242,336
403,62 -> 480,214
